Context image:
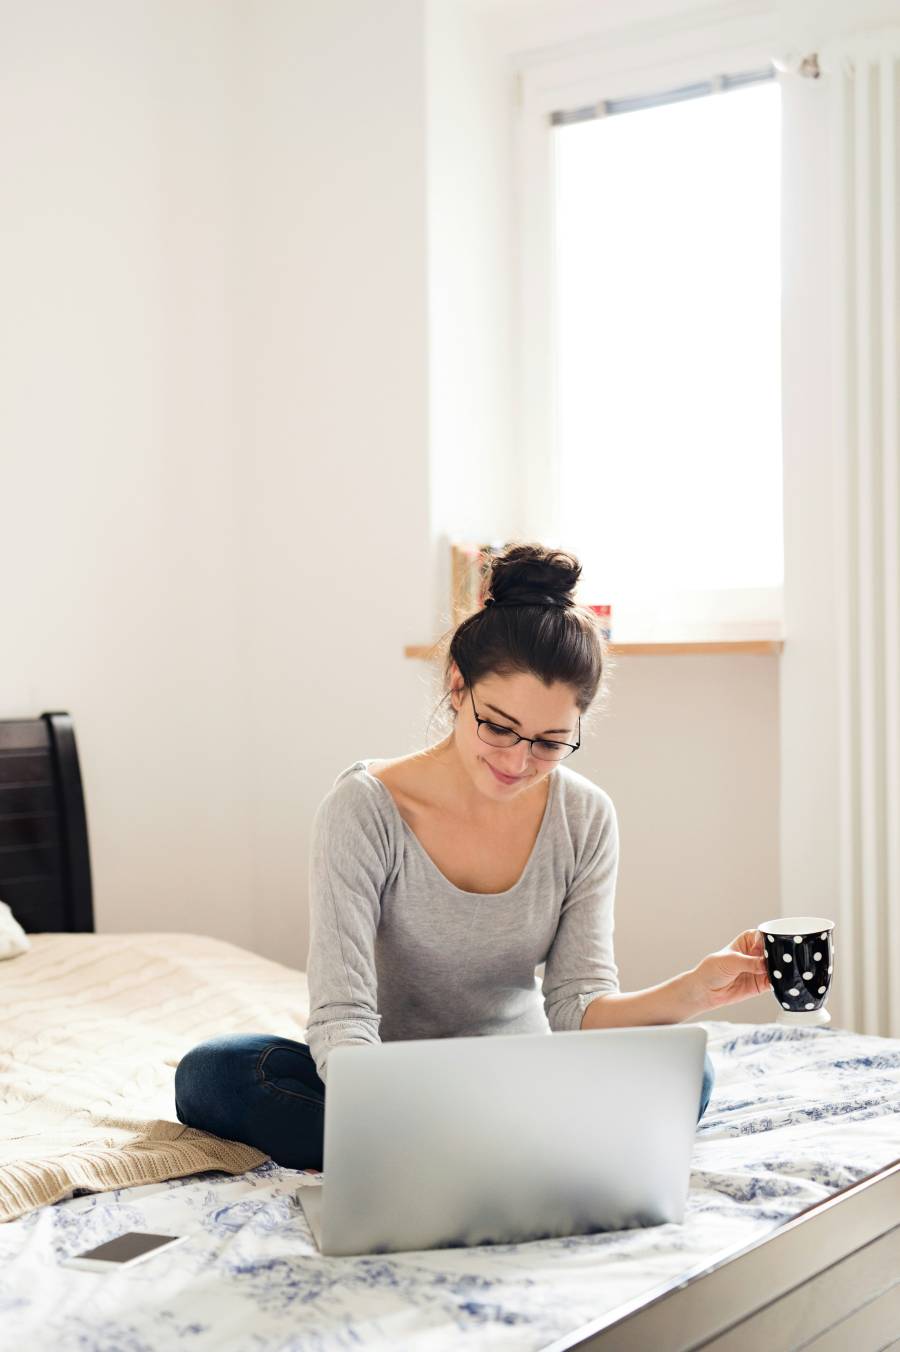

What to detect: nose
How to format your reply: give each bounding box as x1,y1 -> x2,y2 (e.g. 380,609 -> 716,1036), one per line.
497,744 -> 533,775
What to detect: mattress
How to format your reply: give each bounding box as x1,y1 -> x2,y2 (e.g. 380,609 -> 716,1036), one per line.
1,931 -> 898,1349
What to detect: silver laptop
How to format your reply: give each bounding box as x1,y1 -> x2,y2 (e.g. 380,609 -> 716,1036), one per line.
298,1023 -> 707,1257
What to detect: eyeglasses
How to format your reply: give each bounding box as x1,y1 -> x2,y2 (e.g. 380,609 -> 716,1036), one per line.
467,685 -> 581,762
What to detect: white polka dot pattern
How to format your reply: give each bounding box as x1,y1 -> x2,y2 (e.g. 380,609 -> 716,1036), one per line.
763,926 -> 834,1015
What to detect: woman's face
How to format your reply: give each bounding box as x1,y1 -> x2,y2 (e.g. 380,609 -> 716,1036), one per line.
449,663 -> 580,798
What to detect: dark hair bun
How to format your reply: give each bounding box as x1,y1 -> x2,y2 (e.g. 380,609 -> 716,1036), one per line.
486,542 -> 581,608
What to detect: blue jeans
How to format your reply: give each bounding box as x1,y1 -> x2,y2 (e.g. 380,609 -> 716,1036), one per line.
175,1035 -> 716,1171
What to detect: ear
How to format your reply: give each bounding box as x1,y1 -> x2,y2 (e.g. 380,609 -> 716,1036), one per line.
448,661 -> 465,712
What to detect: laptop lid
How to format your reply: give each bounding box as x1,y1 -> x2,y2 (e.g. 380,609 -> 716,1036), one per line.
311,1024 -> 707,1257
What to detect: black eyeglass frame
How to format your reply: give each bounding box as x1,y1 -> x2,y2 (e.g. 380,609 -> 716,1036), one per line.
466,685 -> 581,761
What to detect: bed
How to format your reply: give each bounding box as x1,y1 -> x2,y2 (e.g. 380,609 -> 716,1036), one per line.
1,928 -> 898,1352
1,717 -> 899,1350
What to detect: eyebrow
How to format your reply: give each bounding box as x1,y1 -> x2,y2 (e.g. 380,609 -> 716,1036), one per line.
483,702 -> 574,737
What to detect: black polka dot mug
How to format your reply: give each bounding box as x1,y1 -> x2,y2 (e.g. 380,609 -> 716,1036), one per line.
757,916 -> 835,1027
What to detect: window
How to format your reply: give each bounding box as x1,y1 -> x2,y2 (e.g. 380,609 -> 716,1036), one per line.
551,74 -> 783,639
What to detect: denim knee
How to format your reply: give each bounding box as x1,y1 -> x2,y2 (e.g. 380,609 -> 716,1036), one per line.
698,1050 -> 715,1121
174,1033 -> 263,1128
174,1037 -> 218,1125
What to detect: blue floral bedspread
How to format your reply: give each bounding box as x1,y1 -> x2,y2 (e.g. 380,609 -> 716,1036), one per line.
1,1021 -> 898,1352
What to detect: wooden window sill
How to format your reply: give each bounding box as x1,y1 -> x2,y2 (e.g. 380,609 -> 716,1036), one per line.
405,638 -> 783,659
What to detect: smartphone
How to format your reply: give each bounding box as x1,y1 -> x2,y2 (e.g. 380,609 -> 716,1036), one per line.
61,1232 -> 187,1272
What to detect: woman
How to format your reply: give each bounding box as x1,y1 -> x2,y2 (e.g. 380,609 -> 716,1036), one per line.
175,542 -> 772,1170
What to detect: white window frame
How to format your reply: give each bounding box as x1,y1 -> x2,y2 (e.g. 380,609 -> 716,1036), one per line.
512,4 -> 783,637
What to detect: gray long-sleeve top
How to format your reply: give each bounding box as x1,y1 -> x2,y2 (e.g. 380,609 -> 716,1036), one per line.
305,759 -> 620,1084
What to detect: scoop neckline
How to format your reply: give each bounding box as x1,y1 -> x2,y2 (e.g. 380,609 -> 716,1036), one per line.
357,758 -> 558,899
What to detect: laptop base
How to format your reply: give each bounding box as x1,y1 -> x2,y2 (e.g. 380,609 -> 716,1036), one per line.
298,1185 -> 325,1249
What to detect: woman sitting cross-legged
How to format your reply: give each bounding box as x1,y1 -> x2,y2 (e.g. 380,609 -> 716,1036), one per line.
175,541 -> 771,1169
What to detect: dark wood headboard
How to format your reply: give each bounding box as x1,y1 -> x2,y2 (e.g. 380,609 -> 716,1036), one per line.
0,713 -> 94,933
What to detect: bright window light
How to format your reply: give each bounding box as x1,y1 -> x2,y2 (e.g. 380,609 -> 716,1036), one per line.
554,80 -> 783,624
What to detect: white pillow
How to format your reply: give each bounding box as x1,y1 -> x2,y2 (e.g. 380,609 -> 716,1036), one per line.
0,899 -> 31,959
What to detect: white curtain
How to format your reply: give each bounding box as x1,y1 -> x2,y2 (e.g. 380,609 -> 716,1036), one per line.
777,1 -> 900,1037
828,28 -> 900,1037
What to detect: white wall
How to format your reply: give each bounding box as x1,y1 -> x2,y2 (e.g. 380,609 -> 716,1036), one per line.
3,0 -> 782,1025
1,0 -> 255,949
1,0 -> 435,965
588,655 -> 779,1026
239,0 -> 435,962
426,0 -> 517,577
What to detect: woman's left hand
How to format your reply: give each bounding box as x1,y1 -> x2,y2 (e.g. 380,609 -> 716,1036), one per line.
689,929 -> 771,1012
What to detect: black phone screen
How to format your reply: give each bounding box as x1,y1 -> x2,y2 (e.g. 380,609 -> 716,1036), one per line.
73,1232 -> 181,1263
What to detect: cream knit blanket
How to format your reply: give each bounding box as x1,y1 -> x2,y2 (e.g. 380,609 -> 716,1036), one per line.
0,932 -> 311,1223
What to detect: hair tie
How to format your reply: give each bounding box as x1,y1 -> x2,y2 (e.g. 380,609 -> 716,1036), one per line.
483,593 -> 574,609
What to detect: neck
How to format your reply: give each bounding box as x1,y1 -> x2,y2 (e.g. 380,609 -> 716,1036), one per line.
422,735 -> 545,825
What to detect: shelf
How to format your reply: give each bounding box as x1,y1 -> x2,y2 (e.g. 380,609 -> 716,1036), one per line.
608,639 -> 783,655
405,638 -> 783,659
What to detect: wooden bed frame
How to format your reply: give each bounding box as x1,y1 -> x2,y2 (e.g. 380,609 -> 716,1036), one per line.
547,1156 -> 900,1351
0,714 -> 94,933
3,714 -> 897,1351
